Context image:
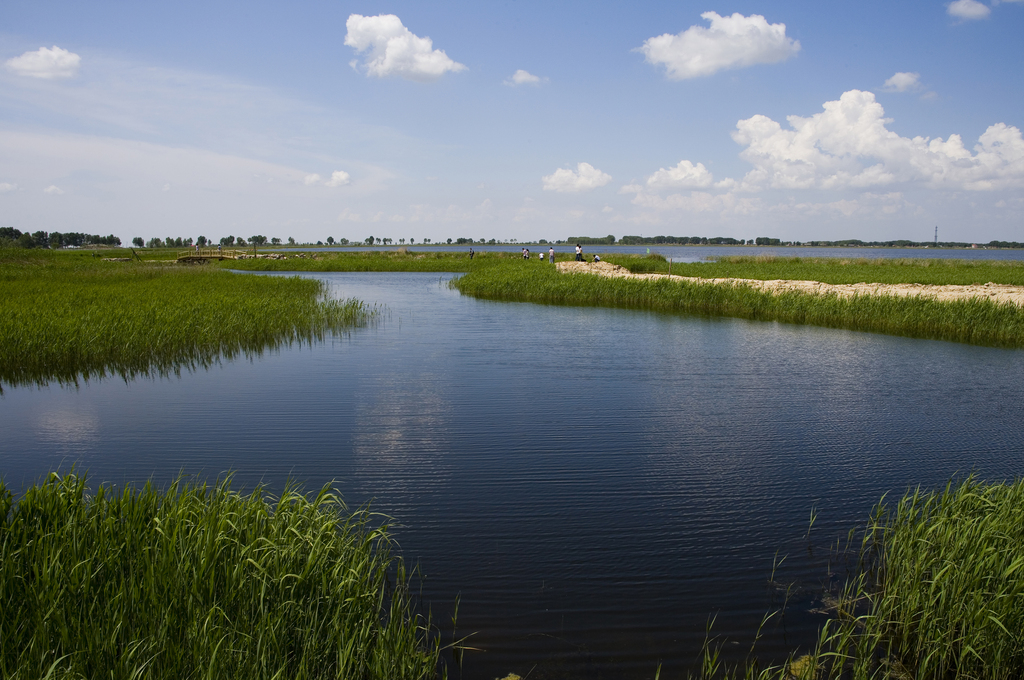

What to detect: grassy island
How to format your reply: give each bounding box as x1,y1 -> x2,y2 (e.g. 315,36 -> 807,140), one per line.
0,248 -> 375,391
0,474 -> 442,680
225,249 -> 1024,347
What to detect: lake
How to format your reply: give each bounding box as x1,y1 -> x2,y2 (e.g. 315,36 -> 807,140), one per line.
3,271 -> 1023,679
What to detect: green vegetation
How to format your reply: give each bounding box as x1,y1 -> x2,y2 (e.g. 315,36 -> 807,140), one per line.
450,257 -> 1024,347
617,254 -> 1024,286
225,249 -> 505,273
0,248 -> 374,391
694,477 -> 1024,680
0,473 -> 443,680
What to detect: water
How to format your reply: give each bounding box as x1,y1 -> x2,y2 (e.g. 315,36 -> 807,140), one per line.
3,271 -> 1023,679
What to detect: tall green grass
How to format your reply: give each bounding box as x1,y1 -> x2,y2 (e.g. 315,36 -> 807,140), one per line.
0,473 -> 443,680
685,477 -> 1024,680
0,248 -> 375,391
450,260 -> 1024,348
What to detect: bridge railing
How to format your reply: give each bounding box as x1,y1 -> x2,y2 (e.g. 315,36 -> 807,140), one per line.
177,248 -> 248,260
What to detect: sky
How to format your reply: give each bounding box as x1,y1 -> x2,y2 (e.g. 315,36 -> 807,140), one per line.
1,0 -> 1023,245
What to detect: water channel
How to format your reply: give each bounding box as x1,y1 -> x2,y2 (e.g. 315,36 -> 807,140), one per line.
3,267 -> 1024,679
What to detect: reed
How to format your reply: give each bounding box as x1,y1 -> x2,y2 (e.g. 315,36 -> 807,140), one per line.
0,473 -> 443,680
0,248 -> 375,391
682,477 -> 1024,680
450,261 -> 1024,348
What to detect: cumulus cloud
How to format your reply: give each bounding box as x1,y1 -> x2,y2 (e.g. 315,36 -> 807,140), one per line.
638,12 -> 799,80
5,46 -> 81,79
344,14 -> 466,81
43,185 -> 64,195
304,173 -> 322,185
730,90 -> 1024,191
947,0 -> 991,19
505,69 -> 546,86
883,72 -> 921,92
325,170 -> 350,187
646,160 -> 715,188
0,182 -> 18,193
542,162 -> 612,192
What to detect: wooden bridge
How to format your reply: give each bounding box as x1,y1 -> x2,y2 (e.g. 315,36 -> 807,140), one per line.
177,248 -> 249,262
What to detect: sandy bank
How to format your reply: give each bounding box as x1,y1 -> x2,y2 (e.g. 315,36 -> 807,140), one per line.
556,260 -> 1024,307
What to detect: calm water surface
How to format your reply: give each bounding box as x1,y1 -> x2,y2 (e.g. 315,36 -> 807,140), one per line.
3,271 -> 1023,679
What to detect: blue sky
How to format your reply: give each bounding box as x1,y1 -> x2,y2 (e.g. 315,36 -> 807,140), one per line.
2,0 -> 1022,245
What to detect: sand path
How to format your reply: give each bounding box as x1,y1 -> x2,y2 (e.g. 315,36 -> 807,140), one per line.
556,260 -> 1024,307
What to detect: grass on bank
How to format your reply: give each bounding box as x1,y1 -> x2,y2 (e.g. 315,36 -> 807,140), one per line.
0,473 -> 443,680
0,247 -> 375,391
449,258 -> 1024,348
613,253 -> 1024,286
695,477 -> 1024,680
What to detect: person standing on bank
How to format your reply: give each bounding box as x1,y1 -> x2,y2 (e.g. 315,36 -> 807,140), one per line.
469,248 -> 474,259
549,246 -> 555,263
575,244 -> 583,261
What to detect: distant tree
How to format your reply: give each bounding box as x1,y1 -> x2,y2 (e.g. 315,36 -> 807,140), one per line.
399,238 -> 405,244
132,237 -> 144,248
287,236 -> 296,245
250,235 -> 267,246
184,237 -> 193,247
410,238 -> 415,244
338,238 -> 349,245
326,236 -> 335,245
235,236 -> 247,246
383,238 -> 391,245
197,235 -> 208,246
375,238 -> 381,245
147,237 -> 163,248
446,238 -> 452,244
271,237 -> 281,245
365,235 -> 374,245
220,235 -> 234,247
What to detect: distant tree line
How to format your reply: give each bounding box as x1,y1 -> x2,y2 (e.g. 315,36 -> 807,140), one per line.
802,239 -> 1024,249
617,235 -> 745,245
568,235 -> 617,245
134,235 -> 291,248
0,227 -> 121,249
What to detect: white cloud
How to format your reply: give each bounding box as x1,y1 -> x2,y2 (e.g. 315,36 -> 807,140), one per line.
325,170 -> 351,187
883,72 -> 921,92
344,14 -> 466,81
638,12 -> 799,80
0,182 -> 18,193
43,185 -> 64,195
304,173 -> 322,185
542,162 -> 612,192
646,160 -> 715,188
5,46 -> 81,79
947,0 -> 992,19
730,90 -> 1024,191
161,183 -> 171,192
505,69 -> 546,86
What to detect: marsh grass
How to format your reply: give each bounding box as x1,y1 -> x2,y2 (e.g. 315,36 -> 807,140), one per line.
609,254 -> 1024,286
685,477 -> 1024,680
0,248 -> 375,391
450,260 -> 1024,347
224,250 -> 502,273
0,473 -> 443,680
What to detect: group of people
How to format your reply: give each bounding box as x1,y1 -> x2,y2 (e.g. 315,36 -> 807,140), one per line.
468,245 -> 599,264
